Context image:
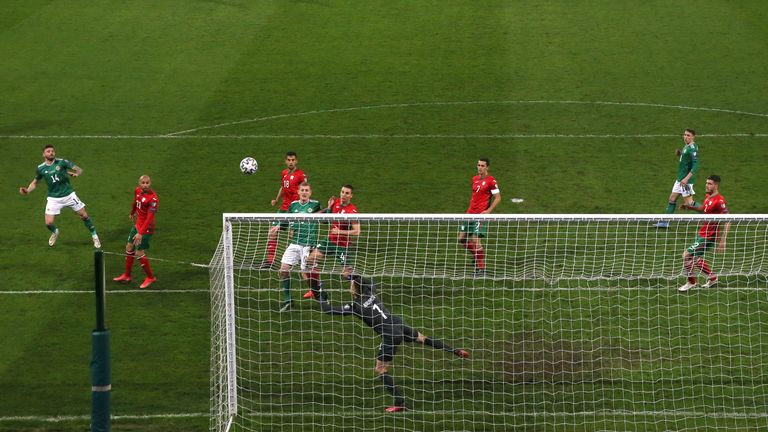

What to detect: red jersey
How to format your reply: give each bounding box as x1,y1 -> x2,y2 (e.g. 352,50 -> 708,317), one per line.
130,187 -> 159,235
466,175 -> 500,214
698,193 -> 728,239
328,198 -> 358,247
279,169 -> 307,210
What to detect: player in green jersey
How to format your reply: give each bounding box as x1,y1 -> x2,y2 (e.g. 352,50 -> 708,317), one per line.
278,182 -> 324,312
19,145 -> 101,248
654,129 -> 700,228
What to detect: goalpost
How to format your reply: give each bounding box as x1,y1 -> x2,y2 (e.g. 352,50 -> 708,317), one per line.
210,213 -> 768,432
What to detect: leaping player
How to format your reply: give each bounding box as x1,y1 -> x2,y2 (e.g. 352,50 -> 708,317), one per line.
317,275 -> 470,412
262,151 -> 308,269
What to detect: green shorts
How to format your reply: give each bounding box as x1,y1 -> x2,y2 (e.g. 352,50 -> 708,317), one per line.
271,209 -> 290,230
317,239 -> 354,266
686,236 -> 714,257
459,221 -> 487,238
128,226 -> 153,250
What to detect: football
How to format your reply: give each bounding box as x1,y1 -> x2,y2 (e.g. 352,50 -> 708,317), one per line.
240,157 -> 258,174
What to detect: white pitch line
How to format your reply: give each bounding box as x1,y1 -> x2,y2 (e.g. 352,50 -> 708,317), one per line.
0,289 -> 209,295
3,409 -> 766,423
163,100 -> 768,136
2,133 -> 767,139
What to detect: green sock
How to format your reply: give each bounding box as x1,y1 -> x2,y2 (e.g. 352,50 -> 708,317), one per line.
665,202 -> 676,214
82,217 -> 97,235
46,224 -> 58,233
281,278 -> 291,302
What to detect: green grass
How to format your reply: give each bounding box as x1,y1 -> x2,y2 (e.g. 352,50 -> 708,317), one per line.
1,1 -> 767,431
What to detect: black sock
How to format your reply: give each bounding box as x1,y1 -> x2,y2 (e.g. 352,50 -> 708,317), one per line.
379,373 -> 404,407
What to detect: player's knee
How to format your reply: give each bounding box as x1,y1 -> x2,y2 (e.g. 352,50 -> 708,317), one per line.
125,244 -> 135,254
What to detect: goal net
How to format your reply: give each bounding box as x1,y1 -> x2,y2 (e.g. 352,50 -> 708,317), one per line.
210,213 -> 768,432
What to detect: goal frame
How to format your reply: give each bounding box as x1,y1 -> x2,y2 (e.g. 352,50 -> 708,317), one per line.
212,212 -> 768,431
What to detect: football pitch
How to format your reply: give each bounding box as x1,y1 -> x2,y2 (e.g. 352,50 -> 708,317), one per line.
2,1 -> 767,431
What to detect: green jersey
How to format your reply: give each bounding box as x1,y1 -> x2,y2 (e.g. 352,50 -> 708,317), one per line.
677,142 -> 700,183
35,159 -> 76,198
288,199 -> 322,246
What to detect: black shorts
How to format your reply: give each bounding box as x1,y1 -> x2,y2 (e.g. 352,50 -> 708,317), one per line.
377,325 -> 418,362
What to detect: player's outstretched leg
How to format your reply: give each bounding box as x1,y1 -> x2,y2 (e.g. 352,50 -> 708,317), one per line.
379,373 -> 405,412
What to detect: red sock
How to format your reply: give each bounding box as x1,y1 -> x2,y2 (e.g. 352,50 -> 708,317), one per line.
684,259 -> 696,284
308,269 -> 320,288
695,258 -> 712,276
475,248 -> 486,270
139,256 -> 154,278
266,239 -> 278,263
124,251 -> 135,276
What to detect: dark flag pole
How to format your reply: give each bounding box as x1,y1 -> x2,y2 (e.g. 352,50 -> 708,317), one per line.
91,250 -> 111,431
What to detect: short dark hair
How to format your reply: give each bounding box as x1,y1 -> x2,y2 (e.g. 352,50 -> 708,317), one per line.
285,151 -> 297,158
44,144 -> 55,151
707,174 -> 721,184
685,128 -> 696,136
342,184 -> 354,192
479,158 -> 490,166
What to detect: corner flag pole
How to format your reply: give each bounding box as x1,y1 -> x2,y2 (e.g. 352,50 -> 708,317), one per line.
91,250 -> 111,431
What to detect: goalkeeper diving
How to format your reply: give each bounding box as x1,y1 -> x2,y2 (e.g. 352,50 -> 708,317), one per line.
317,275 -> 470,412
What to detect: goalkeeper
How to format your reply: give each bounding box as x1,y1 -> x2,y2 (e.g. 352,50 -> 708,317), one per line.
317,275 -> 470,412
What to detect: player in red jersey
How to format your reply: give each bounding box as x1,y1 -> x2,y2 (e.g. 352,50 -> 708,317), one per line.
113,175 -> 159,289
262,152 -> 308,269
459,158 -> 501,276
305,185 -> 360,298
678,175 -> 730,292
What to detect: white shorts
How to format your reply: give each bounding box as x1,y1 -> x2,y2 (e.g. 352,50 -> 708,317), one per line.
280,244 -> 312,271
45,192 -> 86,215
671,181 -> 695,197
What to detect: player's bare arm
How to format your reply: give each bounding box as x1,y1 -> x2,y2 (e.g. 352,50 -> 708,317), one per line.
332,222 -> 361,236
482,192 -> 502,214
716,222 -> 731,252
680,203 -> 704,212
271,188 -> 284,206
19,178 -> 38,195
68,165 -> 83,177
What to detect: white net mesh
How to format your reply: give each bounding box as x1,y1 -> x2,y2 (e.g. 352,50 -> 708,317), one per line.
210,213 -> 768,431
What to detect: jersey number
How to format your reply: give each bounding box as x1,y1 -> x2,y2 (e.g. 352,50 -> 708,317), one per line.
283,180 -> 291,188
372,304 -> 388,319
475,184 -> 481,193
51,174 -> 62,183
